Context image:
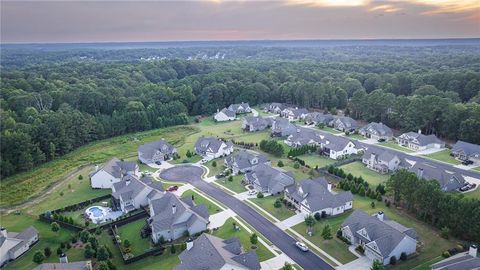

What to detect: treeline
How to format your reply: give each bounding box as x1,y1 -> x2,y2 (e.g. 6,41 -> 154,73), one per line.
387,170 -> 480,242
259,140 -> 284,157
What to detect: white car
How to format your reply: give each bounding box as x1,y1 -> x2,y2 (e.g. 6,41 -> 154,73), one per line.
248,190 -> 257,196
295,241 -> 309,252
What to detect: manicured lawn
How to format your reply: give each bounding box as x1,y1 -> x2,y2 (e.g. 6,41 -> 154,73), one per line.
462,188 -> 480,199
1,126 -> 197,207
212,217 -> 275,261
474,167 -> 480,172
319,126 -> 343,134
292,214 -> 357,264
205,159 -> 226,177
339,161 -> 391,186
378,141 -> 415,153
116,219 -> 152,256
297,154 -> 336,169
249,195 -> 296,221
181,190 -> 223,215
411,256 -> 444,270
423,149 -> 461,165
215,175 -> 247,193
344,134 -> 365,141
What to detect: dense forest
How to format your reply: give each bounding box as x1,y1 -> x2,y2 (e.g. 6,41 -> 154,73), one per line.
1,41 -> 480,178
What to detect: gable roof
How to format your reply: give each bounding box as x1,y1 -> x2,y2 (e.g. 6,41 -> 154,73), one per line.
243,116 -> 271,129
409,162 -> 466,192
112,175 -> 164,202
286,178 -> 352,212
342,209 -> 416,258
1,226 -> 39,255
333,117 -> 358,129
271,117 -> 297,135
91,157 -> 137,178
452,140 -> 480,157
323,135 -> 357,152
175,234 -> 260,270
149,193 -> 209,233
138,139 -> 176,160
195,137 -> 228,154
305,112 -> 334,124
245,164 -> 295,192
431,253 -> 480,270
217,108 -> 236,118
287,130 -> 323,146
360,122 -> 393,137
225,150 -> 268,171
228,102 -> 250,113
399,132 -> 443,146
362,148 -> 400,163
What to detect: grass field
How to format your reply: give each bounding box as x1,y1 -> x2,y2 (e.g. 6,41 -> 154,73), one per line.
215,175 -> 247,193
462,188 -> 480,199
181,189 -> 223,215
423,149 -> 461,165
319,126 -> 343,134
211,217 -> 275,261
117,219 -> 152,255
204,159 -> 226,177
474,167 -> 480,172
340,161 -> 391,186
0,126 -> 198,207
297,154 -> 336,169
292,214 -> 357,264
378,141 -> 415,153
249,195 -> 296,221
344,134 -> 366,140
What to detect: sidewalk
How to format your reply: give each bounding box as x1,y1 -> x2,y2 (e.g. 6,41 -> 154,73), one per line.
260,253 -> 295,270
208,209 -> 237,229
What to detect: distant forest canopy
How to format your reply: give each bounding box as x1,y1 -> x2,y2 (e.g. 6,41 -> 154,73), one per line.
1,42 -> 480,178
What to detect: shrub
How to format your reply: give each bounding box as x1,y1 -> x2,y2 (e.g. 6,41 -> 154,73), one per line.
277,160 -> 284,167
170,244 -> 176,254
33,251 -> 45,264
123,239 -> 131,248
293,162 -> 300,169
228,176 -> 233,182
314,212 -> 321,221
66,243 -> 71,249
390,256 -> 397,265
257,192 -> 264,199
95,227 -> 102,235
212,161 -> 217,167
400,252 -> 407,261
370,201 -> 375,209
56,247 -> 63,255
355,245 -> 365,254
336,229 -> 342,238
440,226 -> 450,239
60,242 -> 66,249
51,222 -> 60,233
78,175 -> 83,180
274,199 -> 282,208
442,251 -> 451,258
44,247 -> 52,257
250,233 -> 258,245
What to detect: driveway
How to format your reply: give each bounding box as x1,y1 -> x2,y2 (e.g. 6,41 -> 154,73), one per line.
161,166 -> 334,270
276,213 -> 305,230
336,256 -> 373,270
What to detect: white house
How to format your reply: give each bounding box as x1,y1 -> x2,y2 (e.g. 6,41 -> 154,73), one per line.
341,210 -> 417,265
149,193 -> 209,243
89,157 -> 139,189
285,178 -> 353,217
228,103 -> 251,114
362,148 -> 402,174
214,108 -> 236,122
0,227 -> 38,267
244,164 -> 295,194
396,131 -> 444,151
321,136 -> 360,160
137,139 -> 177,164
111,175 -> 164,213
194,137 -> 233,160
359,122 -> 394,141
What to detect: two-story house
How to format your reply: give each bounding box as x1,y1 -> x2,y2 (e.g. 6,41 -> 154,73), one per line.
90,157 -> 139,189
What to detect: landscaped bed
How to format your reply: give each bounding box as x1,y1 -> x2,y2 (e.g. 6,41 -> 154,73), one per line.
339,161 -> 391,186
423,149 -> 461,165
249,195 -> 296,221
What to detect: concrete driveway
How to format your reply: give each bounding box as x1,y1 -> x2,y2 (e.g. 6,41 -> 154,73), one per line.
336,256 -> 373,270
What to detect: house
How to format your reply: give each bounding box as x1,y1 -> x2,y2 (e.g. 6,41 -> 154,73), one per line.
148,192 -> 209,243
281,107 -> 309,121
321,136 -> 360,160
359,122 -> 394,141
194,137 -> 233,160
214,108 -> 236,122
174,233 -> 261,270
329,117 -> 358,132
111,175 -> 164,213
137,139 -> 177,164
271,117 -> 298,137
341,210 -> 417,266
244,164 -> 295,194
431,245 -> 480,270
228,102 -> 251,114
396,132 -> 444,151
90,157 -> 138,189
242,116 -> 272,132
304,112 -> 334,126
285,178 -> 353,217
32,260 -> 93,270
224,150 -> 269,175
264,103 -> 286,114
409,162 -> 466,192
362,148 -> 402,174
452,140 -> 480,163
0,227 -> 39,267
285,129 -> 323,148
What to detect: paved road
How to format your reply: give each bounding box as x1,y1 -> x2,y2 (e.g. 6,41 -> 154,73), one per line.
160,167 -> 334,270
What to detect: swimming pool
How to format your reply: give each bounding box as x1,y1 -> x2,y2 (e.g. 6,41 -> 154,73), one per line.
89,207 -> 103,218
85,206 -> 109,224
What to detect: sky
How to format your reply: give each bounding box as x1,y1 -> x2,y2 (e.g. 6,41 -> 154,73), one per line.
1,0 -> 479,43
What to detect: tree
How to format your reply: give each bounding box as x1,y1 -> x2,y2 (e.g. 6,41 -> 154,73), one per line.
56,247 -> 63,255
257,192 -> 264,199
277,160 -> 284,167
44,246 -> 52,257
212,161 -> 217,167
321,224 -> 332,240
314,212 -> 321,221
33,250 -> 45,264
78,174 -> 83,180
250,233 -> 258,245
98,262 -> 109,270
440,226 -> 450,239
123,239 -> 131,248
390,256 -> 397,265
51,222 -> 60,233
170,244 -> 176,254
371,259 -> 384,270
97,246 -> 109,261
281,262 -> 294,270
304,215 -> 316,234
228,176 -> 233,182
370,201 -> 375,209
293,162 -> 300,169
400,252 -> 407,261
274,199 -> 282,208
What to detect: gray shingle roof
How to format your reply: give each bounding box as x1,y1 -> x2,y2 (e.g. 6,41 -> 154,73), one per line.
225,150 -> 268,171
304,112 -> 334,124
8,226 -> 38,254
409,162 -> 466,192
138,139 -> 176,161
91,157 -> 137,178
218,108 -> 236,118
399,132 -> 443,146
286,130 -> 323,147
342,210 -> 416,259
195,137 -> 228,155
452,140 -> 480,158
243,116 -> 272,130
362,148 -> 399,163
286,178 -> 352,212
271,117 -> 297,136
245,164 -> 295,192
360,122 -> 393,137
175,234 -> 260,270
32,261 -> 92,270
322,135 -> 356,151
228,102 -> 250,113
431,253 -> 480,270
332,117 -> 358,129
112,175 -> 164,201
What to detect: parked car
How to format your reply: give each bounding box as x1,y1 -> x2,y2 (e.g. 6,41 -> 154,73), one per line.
155,161 -> 162,165
167,185 -> 178,192
462,160 -> 474,165
248,190 -> 257,196
295,241 -> 309,252
200,159 -> 208,164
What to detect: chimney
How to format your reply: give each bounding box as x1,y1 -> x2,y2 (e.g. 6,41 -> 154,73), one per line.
125,177 -> 131,186
377,211 -> 384,221
469,244 -> 478,257
417,168 -> 424,179
95,165 -> 99,171
186,238 -> 194,250
172,204 -> 176,214
418,129 -> 422,134
0,227 -> 7,238
327,182 -> 332,193
59,253 -> 68,263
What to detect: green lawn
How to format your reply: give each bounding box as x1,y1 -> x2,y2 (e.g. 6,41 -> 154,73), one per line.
319,126 -> 343,134
181,190 -> 223,215
340,161 -> 391,186
116,219 -> 152,256
205,159 -> 226,177
423,149 -> 461,165
292,214 -> 357,264
462,188 -> 480,199
378,141 -> 415,153
1,126 -> 197,207
344,134 -> 365,140
215,175 -> 247,193
297,154 -> 336,169
212,217 -> 275,262
249,195 -> 296,221
474,167 -> 480,172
